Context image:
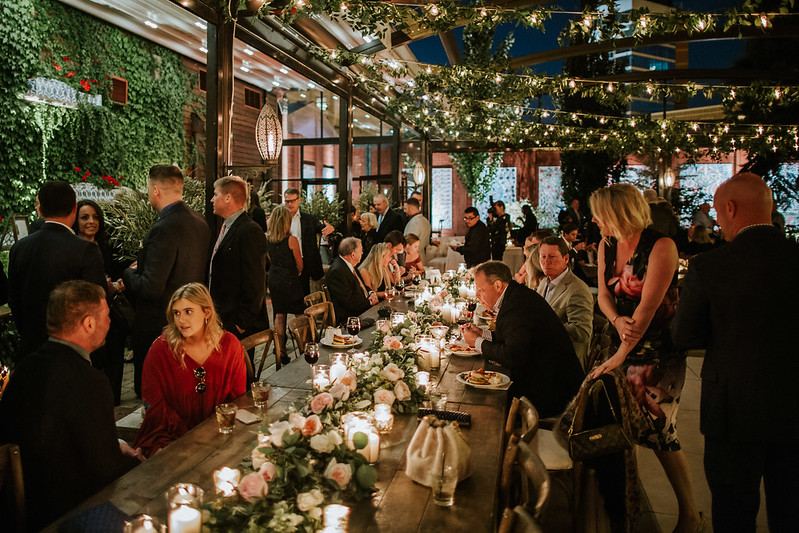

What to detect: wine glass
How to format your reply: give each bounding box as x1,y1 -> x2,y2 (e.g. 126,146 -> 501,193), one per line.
304,342 -> 320,378
385,287 -> 396,307
430,325 -> 449,357
395,280 -> 405,294
346,317 -> 361,337
413,274 -> 422,286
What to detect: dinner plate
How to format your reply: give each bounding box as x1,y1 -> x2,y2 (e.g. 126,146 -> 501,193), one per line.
478,313 -> 496,321
320,336 -> 363,348
445,343 -> 480,357
456,371 -> 511,390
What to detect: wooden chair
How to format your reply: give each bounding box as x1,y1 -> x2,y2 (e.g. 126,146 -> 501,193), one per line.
0,365 -> 9,401
304,290 -> 326,308
0,443 -> 26,533
304,302 -> 336,341
498,506 -> 544,533
289,315 -> 315,356
322,285 -> 332,304
500,436 -> 551,523
241,329 -> 284,378
505,396 -> 540,444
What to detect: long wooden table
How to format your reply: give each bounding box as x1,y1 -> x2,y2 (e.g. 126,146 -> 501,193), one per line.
45,298 -> 508,532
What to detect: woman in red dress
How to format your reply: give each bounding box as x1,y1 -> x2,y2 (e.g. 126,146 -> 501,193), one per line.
134,283 -> 246,457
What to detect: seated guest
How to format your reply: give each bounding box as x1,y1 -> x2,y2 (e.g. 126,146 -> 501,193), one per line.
384,229 -> 407,273
133,283 -> 246,457
326,237 -> 379,323
0,281 -> 141,530
359,212 -> 378,258
451,207 -> 490,267
683,224 -> 714,257
359,242 -> 397,299
460,262 -> 584,418
537,236 -> 594,369
513,234 -> 542,284
523,243 -> 545,290
402,233 -> 424,279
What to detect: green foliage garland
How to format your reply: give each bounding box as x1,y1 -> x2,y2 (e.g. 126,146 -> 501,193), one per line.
449,152 -> 502,202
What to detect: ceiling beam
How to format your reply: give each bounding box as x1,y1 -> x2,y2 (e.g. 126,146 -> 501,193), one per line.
440,30 -> 462,64
600,68 -> 799,84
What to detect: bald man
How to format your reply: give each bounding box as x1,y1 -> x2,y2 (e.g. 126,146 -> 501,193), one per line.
672,173 -> 799,532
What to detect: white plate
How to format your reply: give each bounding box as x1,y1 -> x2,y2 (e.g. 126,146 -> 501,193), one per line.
456,371 -> 511,390
478,313 -> 496,321
445,343 -> 480,357
320,336 -> 362,348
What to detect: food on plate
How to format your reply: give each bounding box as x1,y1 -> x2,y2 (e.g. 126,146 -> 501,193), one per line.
332,334 -> 355,345
481,310 -> 496,319
465,368 -> 503,386
448,343 -> 474,354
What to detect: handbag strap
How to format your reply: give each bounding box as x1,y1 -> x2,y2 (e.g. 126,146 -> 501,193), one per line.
568,371 -> 627,436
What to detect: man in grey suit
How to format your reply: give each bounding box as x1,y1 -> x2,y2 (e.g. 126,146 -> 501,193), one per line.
536,236 -> 593,369
122,165 -> 210,396
403,197 -> 431,263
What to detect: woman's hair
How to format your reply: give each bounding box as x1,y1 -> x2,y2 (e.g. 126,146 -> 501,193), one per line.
266,205 -> 292,244
589,183 -> 652,240
359,242 -> 392,291
360,212 -> 377,230
72,199 -> 107,246
404,233 -> 420,245
524,244 -> 545,289
691,224 -> 712,244
163,283 -> 224,368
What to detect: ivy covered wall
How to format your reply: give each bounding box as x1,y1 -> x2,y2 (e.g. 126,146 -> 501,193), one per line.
0,0 -> 198,218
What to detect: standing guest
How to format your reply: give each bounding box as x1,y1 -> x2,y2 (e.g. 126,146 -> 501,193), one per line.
488,200 -> 511,260
683,225 -> 714,257
691,202 -> 716,230
265,205 -> 305,362
326,237 -> 378,323
359,243 -> 397,299
72,199 -> 127,405
460,262 -> 583,418
0,281 -> 141,530
411,190 -> 423,210
643,189 -> 679,240
452,207 -> 490,267
208,176 -> 269,342
122,165 -> 210,397
673,173 -> 799,533
589,183 -> 701,533
283,188 -> 334,296
133,283 -> 246,457
249,190 -> 268,232
403,197 -> 431,263
359,212 -> 378,259
348,206 -> 363,239
8,181 -> 106,357
517,204 -> 538,244
559,198 -> 582,230
373,193 -> 405,242
402,234 -> 424,278
536,236 -> 594,369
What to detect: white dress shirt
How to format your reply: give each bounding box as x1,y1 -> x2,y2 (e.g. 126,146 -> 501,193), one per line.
474,284 -> 508,354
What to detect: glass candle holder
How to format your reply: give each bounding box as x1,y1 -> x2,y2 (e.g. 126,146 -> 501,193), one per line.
329,353 -> 349,383
213,467 -> 240,496
124,515 -> 163,533
373,403 -> 394,434
390,312 -> 405,326
166,483 -> 203,533
416,370 -> 430,390
323,504 -> 350,532
312,364 -> 330,391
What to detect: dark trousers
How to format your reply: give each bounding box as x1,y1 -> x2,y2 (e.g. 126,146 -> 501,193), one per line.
132,326 -> 161,397
704,436 -> 799,533
491,243 -> 506,261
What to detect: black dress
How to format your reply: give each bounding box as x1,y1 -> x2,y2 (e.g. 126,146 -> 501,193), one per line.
267,237 -> 305,315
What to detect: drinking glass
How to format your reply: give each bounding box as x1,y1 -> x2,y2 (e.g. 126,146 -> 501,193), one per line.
305,342 -> 320,379
413,274 -> 423,286
430,325 -> 449,356
432,464 -> 458,507
428,384 -> 447,410
124,515 -> 162,533
346,317 -> 361,336
385,287 -> 396,306
251,380 -> 271,409
215,403 -> 237,434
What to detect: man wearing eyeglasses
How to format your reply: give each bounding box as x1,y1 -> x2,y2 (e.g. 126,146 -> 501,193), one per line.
283,188 -> 334,295
451,207 -> 490,267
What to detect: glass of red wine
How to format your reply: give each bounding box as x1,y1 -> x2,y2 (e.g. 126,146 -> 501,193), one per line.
304,342 -> 320,378
346,317 -> 361,337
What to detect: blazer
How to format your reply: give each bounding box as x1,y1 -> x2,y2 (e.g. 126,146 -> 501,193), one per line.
209,212 -> 269,334
0,341 -> 138,529
298,212 -> 325,281
122,201 -> 210,335
672,225 -> 799,442
8,222 -> 107,355
536,269 -> 594,369
481,281 -> 585,418
456,220 -> 491,267
375,208 -> 405,242
326,256 -> 372,325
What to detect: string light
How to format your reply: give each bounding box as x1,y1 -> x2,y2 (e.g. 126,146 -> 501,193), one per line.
430,4 -> 439,16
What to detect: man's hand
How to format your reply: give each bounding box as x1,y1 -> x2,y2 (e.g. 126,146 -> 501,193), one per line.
119,441 -> 145,463
459,324 -> 482,348
368,292 -> 379,305
128,261 -> 138,270
321,221 -> 335,236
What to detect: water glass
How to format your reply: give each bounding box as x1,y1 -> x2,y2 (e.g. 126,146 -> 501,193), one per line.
251,381 -> 271,409
215,403 -> 237,434
428,385 -> 447,410
431,464 -> 458,507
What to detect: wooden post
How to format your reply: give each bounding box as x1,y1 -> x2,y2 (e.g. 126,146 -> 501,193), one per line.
338,89 -> 353,232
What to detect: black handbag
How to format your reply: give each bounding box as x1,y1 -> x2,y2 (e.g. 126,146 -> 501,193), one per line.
567,373 -> 633,461
109,292 -> 135,330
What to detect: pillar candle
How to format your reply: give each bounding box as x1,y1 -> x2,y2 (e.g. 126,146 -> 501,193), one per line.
168,505 -> 202,533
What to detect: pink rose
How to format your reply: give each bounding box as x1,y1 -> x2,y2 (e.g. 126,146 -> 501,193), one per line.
288,412 -> 306,430
617,264 -> 645,297
340,370 -> 358,392
251,446 -> 268,470
329,382 -> 350,402
324,458 -> 353,489
382,363 -> 405,382
238,472 -> 268,502
259,461 -> 276,482
374,388 -> 396,406
310,392 -> 335,414
394,380 -> 411,401
377,321 -> 391,333
301,414 -> 323,436
383,336 -> 403,350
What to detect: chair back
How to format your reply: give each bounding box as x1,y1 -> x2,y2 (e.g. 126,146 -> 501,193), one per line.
0,443 -> 26,533
304,302 -> 336,340
304,291 -> 326,308
505,396 -> 540,444
0,365 -> 9,401
498,506 -> 544,533
289,316 -> 315,355
517,440 -> 551,520
241,329 -> 281,377
323,285 -> 332,304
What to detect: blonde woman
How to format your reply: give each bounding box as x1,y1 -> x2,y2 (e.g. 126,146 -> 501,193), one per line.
266,205 -> 304,358
360,212 -> 378,258
523,243 -> 545,290
589,184 -> 700,532
134,283 -> 246,457
358,242 -> 394,299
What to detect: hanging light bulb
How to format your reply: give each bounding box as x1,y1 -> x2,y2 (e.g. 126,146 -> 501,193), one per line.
569,79 -> 576,89
759,13 -> 770,28
430,4 -> 439,16
774,88 -> 781,99
606,82 -> 614,92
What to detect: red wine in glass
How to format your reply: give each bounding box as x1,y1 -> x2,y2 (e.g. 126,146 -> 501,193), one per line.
467,299 -> 478,313
346,317 -> 361,336
304,343 -> 320,365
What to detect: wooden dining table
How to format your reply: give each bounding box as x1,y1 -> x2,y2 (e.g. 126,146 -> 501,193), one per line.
45,298 -> 509,533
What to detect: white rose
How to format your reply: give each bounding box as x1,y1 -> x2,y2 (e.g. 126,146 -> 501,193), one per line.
288,412 -> 306,431
394,380 -> 411,401
324,458 -> 353,489
296,491 -> 320,512
382,363 -> 405,382
374,388 -> 396,406
251,447 -> 267,470
328,430 -> 343,446
329,382 -> 350,402
309,507 -> 323,521
267,420 -> 293,447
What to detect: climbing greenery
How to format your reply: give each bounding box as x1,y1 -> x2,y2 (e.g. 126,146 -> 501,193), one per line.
0,0 -> 199,219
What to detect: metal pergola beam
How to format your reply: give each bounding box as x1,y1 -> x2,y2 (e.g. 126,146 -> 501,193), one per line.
599,68 -> 799,84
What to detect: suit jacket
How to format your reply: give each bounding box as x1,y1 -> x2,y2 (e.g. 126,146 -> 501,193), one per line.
456,221 -> 491,267
8,223 -> 107,355
536,269 -> 594,369
672,226 -> 799,442
122,201 -> 210,335
481,281 -> 584,418
298,212 -> 325,281
326,256 -> 372,325
376,208 -> 405,242
209,212 -> 269,334
0,341 -> 137,529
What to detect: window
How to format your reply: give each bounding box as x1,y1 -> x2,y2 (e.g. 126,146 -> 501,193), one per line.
244,87 -> 262,109
199,69 -> 207,92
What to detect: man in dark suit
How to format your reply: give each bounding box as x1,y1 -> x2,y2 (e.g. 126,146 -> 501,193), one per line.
283,187 -> 334,295
122,165 -> 210,396
0,281 -> 141,530
672,173 -> 799,533
373,193 -> 405,242
209,176 -> 268,338
460,261 -> 584,418
326,237 -> 378,324
452,207 -> 490,267
8,181 -> 106,357
558,198 -> 582,230
488,200 -> 511,260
